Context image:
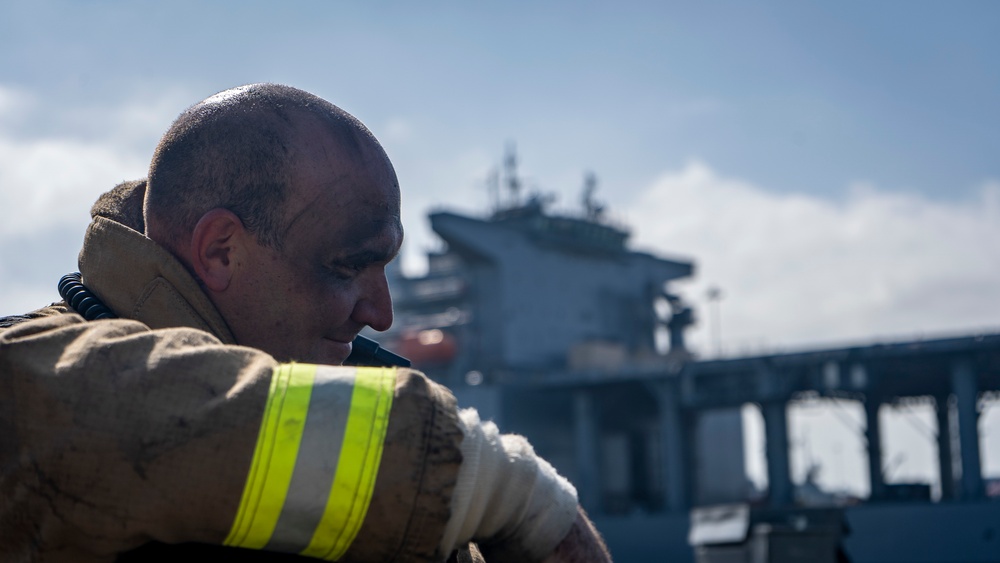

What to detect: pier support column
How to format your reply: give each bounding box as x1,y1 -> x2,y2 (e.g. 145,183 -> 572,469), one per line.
573,389 -> 602,512
935,394 -> 955,501
952,360 -> 983,500
865,398 -> 885,501
762,401 -> 792,507
653,381 -> 688,512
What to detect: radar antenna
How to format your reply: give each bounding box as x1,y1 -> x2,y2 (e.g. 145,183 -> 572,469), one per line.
582,171 -> 605,220
503,142 -> 521,207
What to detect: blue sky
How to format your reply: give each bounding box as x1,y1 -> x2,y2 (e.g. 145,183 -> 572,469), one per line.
3,1 -> 997,201
1,0 -> 998,492
4,0 -> 998,344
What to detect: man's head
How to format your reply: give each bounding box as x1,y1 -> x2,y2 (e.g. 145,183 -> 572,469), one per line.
145,83 -> 402,365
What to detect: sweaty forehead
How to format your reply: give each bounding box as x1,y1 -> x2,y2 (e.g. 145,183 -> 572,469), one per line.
271,111 -> 401,255
290,115 -> 398,201
280,140 -> 401,253
339,215 -> 404,263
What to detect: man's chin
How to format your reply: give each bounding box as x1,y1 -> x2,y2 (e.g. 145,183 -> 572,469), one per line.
318,339 -> 354,366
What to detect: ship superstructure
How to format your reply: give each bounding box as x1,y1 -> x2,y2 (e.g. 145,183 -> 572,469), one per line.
386,148 -> 695,382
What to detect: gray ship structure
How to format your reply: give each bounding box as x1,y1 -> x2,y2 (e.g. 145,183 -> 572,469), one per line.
377,150 -> 1000,562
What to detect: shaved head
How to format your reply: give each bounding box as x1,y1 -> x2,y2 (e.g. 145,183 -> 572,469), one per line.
144,83 -> 384,252
142,83 -> 402,363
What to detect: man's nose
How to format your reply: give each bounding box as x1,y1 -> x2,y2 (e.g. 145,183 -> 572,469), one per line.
353,270 -> 393,332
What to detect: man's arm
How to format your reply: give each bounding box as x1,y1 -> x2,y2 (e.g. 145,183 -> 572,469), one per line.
1,314 -> 463,562
2,313 -> 608,562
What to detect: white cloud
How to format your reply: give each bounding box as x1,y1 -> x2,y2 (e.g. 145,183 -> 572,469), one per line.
0,84 -> 181,315
0,136 -> 146,237
624,161 -> 1000,357
0,84 -> 189,239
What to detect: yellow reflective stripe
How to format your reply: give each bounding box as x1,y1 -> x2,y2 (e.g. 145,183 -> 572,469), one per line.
301,366 -> 396,560
225,363 -> 316,549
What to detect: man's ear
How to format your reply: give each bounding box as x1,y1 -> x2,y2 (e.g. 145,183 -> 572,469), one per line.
189,208 -> 244,292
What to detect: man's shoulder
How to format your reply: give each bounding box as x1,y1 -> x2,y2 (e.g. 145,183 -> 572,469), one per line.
0,303 -> 73,330
0,305 -> 163,348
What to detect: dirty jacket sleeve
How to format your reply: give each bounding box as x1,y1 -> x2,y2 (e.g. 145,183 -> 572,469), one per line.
0,314 -> 462,563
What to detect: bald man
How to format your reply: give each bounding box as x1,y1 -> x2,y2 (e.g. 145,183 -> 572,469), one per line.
0,84 -> 611,563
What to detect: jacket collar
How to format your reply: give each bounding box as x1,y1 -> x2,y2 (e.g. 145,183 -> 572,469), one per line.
78,190 -> 237,344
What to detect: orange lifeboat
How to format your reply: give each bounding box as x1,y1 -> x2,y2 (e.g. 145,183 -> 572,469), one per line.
396,329 -> 458,365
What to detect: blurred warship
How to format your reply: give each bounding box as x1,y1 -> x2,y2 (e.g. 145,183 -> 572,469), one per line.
376,148 -> 1000,563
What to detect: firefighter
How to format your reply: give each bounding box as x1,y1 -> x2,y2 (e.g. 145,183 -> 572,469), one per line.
0,83 -> 611,563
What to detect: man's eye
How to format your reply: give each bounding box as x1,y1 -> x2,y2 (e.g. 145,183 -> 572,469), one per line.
326,263 -> 362,280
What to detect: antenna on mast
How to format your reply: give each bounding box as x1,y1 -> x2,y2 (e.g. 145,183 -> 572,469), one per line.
503,142 -> 521,207
581,171 -> 605,220
486,167 -> 500,213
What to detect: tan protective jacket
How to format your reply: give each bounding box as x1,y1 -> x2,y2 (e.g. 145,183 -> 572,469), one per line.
0,184 -> 471,562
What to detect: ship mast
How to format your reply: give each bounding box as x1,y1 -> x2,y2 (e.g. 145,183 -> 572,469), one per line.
503,142 -> 522,208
